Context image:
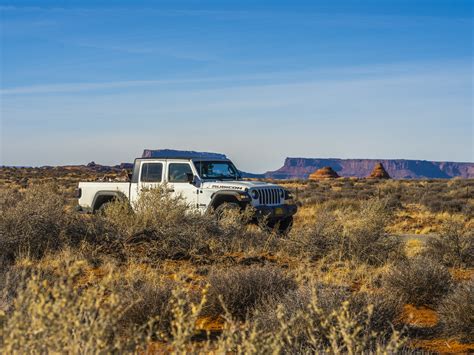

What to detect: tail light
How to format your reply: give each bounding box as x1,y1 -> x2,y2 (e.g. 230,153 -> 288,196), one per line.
75,188 -> 82,198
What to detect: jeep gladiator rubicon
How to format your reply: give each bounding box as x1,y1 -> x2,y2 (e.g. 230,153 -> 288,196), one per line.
76,153 -> 297,232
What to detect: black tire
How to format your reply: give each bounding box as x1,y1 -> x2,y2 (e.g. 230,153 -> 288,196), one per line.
96,201 -> 112,216
276,216 -> 293,235
214,202 -> 240,220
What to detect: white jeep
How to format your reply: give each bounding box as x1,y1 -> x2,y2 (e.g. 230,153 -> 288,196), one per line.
76,151 -> 297,232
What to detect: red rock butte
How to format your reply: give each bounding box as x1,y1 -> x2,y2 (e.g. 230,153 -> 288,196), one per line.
368,162 -> 391,179
309,166 -> 340,180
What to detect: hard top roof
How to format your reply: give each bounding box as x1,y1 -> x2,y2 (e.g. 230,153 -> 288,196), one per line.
136,156 -> 230,161
141,149 -> 227,160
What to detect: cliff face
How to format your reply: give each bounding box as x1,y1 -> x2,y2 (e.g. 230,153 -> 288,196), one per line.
265,158 -> 474,179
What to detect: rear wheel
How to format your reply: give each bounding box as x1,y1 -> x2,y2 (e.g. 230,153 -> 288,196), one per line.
96,201 -> 112,216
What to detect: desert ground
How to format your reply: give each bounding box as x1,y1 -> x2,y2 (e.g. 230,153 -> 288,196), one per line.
0,166 -> 473,353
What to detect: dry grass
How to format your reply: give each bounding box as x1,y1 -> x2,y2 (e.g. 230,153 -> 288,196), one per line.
0,169 -> 473,353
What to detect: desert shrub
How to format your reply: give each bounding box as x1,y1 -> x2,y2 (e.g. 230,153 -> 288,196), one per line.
254,283 -> 402,338
285,208 -> 343,260
204,265 -> 297,321
424,219 -> 474,267
0,265 -> 133,353
421,194 -> 471,214
116,277 -> 176,337
252,285 -> 347,332
250,284 -> 405,353
349,290 -> 403,334
0,262 -> 57,312
0,188 -> 21,211
102,187 -> 276,261
0,185 -> 67,263
102,187 -> 216,260
103,185 -> 191,237
287,198 -> 403,265
62,214 -> 127,261
437,278 -> 474,342
382,256 -> 453,307
339,198 -> 404,265
0,260 -> 208,353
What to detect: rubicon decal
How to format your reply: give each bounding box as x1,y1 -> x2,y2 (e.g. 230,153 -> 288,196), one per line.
210,185 -> 244,190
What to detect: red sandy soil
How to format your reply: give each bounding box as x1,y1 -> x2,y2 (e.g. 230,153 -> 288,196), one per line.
410,339 -> 474,354
399,304 -> 474,353
398,304 -> 438,328
450,268 -> 474,282
195,316 -> 225,332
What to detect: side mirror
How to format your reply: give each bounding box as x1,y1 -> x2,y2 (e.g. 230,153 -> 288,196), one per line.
186,173 -> 196,184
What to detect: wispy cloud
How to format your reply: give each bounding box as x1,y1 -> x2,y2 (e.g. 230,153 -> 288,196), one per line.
3,66 -> 471,168
2,60 -> 469,96
0,77 -> 243,95
68,39 -> 219,60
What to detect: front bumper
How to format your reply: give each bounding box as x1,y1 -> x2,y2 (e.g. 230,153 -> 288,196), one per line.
254,204 -> 297,220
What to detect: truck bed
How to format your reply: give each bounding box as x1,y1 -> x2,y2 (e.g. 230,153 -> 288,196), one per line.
78,182 -> 130,210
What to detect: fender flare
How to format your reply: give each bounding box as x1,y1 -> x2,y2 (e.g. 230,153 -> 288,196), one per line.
207,190 -> 251,212
91,191 -> 127,212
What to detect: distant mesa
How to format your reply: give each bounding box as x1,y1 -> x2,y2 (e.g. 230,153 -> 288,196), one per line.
265,157 -> 474,179
368,162 -> 391,179
309,166 -> 340,180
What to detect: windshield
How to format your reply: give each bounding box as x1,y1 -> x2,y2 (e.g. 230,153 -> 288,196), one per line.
194,161 -> 241,180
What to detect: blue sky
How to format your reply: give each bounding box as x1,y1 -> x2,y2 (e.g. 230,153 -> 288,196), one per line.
1,0 -> 472,172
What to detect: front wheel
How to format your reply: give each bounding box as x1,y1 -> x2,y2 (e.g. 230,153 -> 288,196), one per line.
214,202 -> 241,221
274,216 -> 294,235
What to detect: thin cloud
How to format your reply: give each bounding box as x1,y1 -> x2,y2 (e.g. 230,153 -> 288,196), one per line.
1,60 -> 469,96
0,77 -> 247,95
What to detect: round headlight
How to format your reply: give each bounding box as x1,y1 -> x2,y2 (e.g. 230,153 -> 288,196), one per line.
251,190 -> 260,199
280,189 -> 285,198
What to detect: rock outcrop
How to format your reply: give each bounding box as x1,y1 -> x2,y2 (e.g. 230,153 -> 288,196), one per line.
265,158 -> 474,179
309,166 -> 339,180
368,163 -> 391,179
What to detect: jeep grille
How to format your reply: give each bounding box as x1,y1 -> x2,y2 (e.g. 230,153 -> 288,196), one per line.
256,188 -> 282,206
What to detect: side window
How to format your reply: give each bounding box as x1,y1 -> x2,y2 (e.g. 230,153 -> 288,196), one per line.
141,163 -> 163,182
168,163 -> 192,183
